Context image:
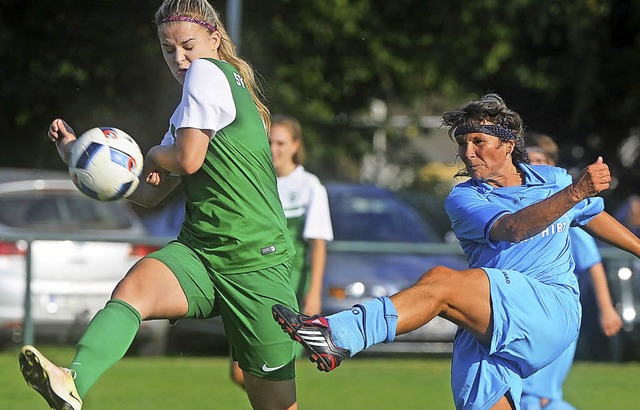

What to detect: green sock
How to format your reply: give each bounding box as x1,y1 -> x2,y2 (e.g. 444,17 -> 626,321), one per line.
70,299 -> 142,397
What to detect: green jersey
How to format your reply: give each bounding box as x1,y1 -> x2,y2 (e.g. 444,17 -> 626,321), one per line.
167,58 -> 293,274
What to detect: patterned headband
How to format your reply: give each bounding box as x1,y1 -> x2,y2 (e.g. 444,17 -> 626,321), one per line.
453,124 -> 517,140
160,15 -> 217,33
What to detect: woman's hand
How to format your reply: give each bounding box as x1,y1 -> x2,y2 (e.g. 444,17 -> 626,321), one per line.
126,151 -> 181,208
48,118 -> 76,143
600,305 -> 623,337
569,157 -> 611,201
142,155 -> 170,187
48,118 -> 78,165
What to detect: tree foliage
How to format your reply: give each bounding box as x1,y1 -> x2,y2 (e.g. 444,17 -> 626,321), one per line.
2,0 -> 639,207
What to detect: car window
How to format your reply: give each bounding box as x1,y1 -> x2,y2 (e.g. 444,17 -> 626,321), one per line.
329,193 -> 436,243
0,191 -> 132,230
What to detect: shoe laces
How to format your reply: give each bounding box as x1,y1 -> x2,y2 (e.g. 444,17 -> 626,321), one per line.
63,368 -> 77,379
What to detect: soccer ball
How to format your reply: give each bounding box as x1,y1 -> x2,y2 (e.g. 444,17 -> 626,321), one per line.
69,127 -> 144,201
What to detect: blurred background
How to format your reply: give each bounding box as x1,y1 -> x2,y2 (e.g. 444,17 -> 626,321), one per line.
1,0 -> 640,360
2,0 -> 640,209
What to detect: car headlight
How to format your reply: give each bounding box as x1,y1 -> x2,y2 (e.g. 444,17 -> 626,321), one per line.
622,307 -> 636,322
618,267 -> 633,281
328,282 -> 399,300
346,282 -> 365,297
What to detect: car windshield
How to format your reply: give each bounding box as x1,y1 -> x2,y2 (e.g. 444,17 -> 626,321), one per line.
0,191 -> 132,230
329,191 -> 436,243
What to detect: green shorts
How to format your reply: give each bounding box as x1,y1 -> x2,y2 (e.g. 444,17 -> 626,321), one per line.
146,241 -> 299,381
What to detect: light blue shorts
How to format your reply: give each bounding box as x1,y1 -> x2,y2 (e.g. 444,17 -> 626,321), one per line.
451,268 -> 581,410
522,338 -> 577,402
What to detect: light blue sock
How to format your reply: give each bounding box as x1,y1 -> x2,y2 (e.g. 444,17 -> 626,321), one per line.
326,296 -> 398,356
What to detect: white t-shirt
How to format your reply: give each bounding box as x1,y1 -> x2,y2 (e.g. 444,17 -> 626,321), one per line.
161,58 -> 237,146
277,166 -> 334,241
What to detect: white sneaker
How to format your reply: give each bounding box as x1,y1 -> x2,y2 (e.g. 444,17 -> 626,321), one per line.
19,345 -> 83,410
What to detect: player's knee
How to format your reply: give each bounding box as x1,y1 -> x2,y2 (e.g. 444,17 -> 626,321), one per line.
409,266 -> 456,302
415,265 -> 456,286
111,269 -> 161,319
415,266 -> 476,307
112,272 -> 145,301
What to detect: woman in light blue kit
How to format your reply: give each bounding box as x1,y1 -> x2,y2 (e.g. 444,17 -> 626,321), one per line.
272,93 -> 640,409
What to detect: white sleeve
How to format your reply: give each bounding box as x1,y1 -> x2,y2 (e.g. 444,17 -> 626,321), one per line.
172,59 -> 236,135
303,179 -> 334,241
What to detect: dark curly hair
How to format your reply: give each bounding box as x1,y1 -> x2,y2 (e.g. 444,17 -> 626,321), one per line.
442,93 -> 530,177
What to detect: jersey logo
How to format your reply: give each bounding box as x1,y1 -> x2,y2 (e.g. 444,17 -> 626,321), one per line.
261,245 -> 276,255
262,363 -> 287,372
234,72 -> 246,88
69,390 -> 82,405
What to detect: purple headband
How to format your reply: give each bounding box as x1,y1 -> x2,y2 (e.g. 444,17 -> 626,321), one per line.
453,124 -> 517,140
160,15 -> 217,33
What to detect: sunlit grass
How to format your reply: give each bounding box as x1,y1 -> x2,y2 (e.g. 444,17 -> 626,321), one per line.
2,346 -> 638,409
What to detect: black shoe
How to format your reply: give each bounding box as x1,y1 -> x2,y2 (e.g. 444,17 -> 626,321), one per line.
272,304 -> 350,372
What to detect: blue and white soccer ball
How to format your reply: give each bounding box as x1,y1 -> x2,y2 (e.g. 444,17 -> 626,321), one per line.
69,127 -> 144,201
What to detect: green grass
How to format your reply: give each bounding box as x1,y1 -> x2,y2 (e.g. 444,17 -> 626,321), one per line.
2,346 -> 638,409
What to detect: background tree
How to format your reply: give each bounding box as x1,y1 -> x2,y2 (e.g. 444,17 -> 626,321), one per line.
2,0 -> 638,210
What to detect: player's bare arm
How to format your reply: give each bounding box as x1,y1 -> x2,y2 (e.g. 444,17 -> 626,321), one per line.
582,211 -> 640,258
147,128 -> 211,175
491,157 -> 610,243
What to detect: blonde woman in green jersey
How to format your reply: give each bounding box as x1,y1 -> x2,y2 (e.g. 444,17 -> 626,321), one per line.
20,1 -> 299,409
230,115 -> 334,388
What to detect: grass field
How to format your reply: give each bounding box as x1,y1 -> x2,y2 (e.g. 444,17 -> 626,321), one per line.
2,346 -> 639,409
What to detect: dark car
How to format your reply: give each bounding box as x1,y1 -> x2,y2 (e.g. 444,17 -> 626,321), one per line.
163,182 -> 468,354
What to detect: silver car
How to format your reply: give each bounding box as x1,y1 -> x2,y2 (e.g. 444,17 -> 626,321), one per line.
0,168 -> 168,354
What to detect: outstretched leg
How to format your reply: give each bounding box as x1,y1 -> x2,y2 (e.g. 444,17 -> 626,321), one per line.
274,266 -> 493,370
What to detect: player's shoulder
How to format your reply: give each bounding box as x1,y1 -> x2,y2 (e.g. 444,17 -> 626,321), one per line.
302,169 -> 324,186
188,58 -> 227,77
290,166 -> 322,186
444,180 -> 484,210
521,163 -> 570,185
447,179 -> 483,198
183,59 -> 226,88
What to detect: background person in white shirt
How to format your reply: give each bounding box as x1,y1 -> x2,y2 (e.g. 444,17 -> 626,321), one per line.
231,115 -> 333,388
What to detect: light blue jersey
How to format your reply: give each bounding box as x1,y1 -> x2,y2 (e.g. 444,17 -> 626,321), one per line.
444,164 -> 604,410
447,164 -> 602,290
570,228 -> 601,273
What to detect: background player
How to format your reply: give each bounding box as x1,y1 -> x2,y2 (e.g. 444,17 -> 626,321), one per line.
521,133 -> 623,409
230,115 -> 333,387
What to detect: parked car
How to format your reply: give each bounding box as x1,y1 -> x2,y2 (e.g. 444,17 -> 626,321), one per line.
0,168 -> 168,355
162,182 -> 468,355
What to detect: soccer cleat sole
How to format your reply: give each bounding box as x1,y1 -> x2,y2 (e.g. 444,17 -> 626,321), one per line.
272,305 -> 335,372
19,348 -> 79,410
